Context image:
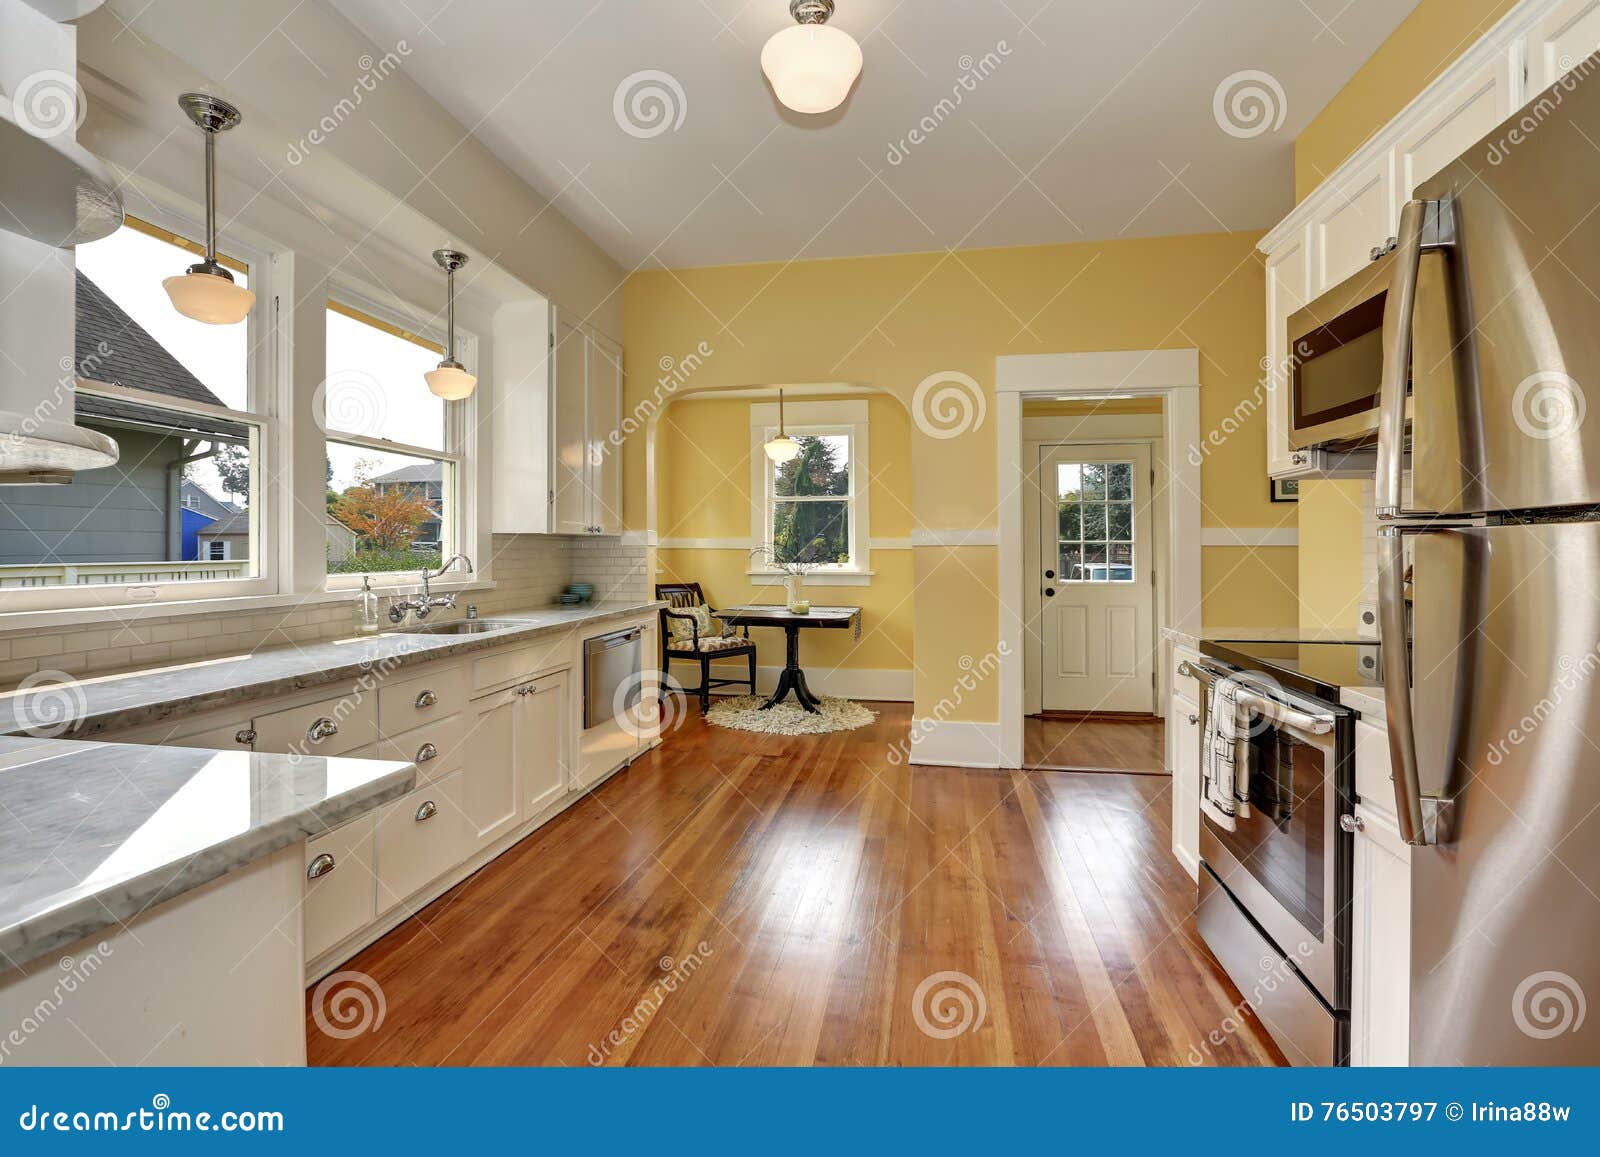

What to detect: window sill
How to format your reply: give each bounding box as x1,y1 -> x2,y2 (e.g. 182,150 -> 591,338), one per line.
746,570 -> 875,588
0,580 -> 498,635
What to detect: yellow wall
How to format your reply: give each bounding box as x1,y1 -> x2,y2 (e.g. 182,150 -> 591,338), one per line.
1294,0 -> 1517,631
625,231 -> 1297,723
654,393 -> 915,679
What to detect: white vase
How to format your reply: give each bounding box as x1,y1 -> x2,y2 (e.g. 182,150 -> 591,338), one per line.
784,574 -> 803,610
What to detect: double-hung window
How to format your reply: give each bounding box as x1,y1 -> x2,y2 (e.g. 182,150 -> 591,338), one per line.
749,399 -> 871,579
0,214 -> 270,604
322,299 -> 464,580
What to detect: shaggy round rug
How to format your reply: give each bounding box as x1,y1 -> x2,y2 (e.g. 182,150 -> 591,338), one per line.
705,694 -> 876,736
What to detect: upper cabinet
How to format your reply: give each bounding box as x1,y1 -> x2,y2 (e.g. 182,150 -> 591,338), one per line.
1260,0 -> 1577,481
492,303 -> 623,535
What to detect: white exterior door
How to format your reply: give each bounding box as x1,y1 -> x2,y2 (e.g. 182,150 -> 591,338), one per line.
1038,443 -> 1155,713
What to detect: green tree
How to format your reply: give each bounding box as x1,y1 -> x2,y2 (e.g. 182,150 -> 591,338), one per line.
772,435 -> 849,564
213,442 -> 250,505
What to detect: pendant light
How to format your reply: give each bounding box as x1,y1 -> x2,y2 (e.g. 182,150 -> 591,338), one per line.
763,388 -> 801,462
163,94 -> 255,325
424,248 -> 476,401
761,0 -> 863,115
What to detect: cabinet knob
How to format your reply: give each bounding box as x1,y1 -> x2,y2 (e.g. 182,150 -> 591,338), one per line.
306,716 -> 339,743
414,800 -> 438,823
1290,452 -> 1307,465
234,728 -> 256,746
416,742 -> 438,763
1187,713 -> 1199,725
1339,813 -> 1365,834
306,853 -> 336,880
414,689 -> 438,709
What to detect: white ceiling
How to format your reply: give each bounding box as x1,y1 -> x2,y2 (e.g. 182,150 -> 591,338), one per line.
328,0 -> 1421,269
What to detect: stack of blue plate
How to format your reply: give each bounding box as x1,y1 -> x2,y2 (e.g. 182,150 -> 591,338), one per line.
568,583 -> 594,602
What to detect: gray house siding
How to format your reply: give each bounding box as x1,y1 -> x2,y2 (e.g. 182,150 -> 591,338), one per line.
0,425 -> 183,565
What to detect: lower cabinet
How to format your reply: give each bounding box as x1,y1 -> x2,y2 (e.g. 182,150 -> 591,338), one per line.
520,670 -> 570,817
303,813 -> 377,961
464,668 -> 571,850
374,769 -> 469,916
1170,691 -> 1201,880
1349,718 -> 1412,1066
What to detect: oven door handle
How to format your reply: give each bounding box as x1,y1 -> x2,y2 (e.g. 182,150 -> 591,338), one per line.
1178,660 -> 1335,735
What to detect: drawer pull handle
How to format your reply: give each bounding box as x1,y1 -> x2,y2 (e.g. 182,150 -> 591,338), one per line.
306,717 -> 339,743
235,728 -> 256,746
1339,813 -> 1365,834
416,742 -> 438,763
414,689 -> 438,709
1187,713 -> 1199,725
306,853 -> 336,880
415,800 -> 438,822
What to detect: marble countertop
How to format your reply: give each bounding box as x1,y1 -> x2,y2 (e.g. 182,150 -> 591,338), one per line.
0,601 -> 662,740
0,735 -> 416,968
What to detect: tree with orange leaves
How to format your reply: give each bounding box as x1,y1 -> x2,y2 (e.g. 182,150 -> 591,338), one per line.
331,467 -> 436,551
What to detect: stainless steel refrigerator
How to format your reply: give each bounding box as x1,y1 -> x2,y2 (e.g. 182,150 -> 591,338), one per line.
1376,53 -> 1600,1065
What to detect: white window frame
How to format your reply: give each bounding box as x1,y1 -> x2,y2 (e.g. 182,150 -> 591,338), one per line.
0,184 -> 287,614
322,278 -> 476,592
748,399 -> 873,586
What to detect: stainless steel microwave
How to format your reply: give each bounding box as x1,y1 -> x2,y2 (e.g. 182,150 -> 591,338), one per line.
1287,244 -> 1437,450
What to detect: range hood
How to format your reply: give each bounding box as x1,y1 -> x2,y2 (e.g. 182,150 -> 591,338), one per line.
0,0 -> 124,484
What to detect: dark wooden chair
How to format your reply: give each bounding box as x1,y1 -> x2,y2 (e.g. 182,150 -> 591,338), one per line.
657,582 -> 757,712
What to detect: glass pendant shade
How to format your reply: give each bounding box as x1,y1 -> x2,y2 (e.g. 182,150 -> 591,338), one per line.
163,269 -> 254,325
425,363 -> 477,401
763,433 -> 801,462
761,22 -> 862,114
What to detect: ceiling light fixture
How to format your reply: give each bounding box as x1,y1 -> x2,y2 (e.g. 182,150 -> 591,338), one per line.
424,248 -> 477,401
763,388 -> 801,462
761,0 -> 862,115
163,93 -> 255,326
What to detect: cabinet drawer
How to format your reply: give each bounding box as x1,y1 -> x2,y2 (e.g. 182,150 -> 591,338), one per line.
472,635 -> 575,691
252,690 -> 376,757
378,712 -> 466,784
1173,648 -> 1200,704
378,666 -> 466,735
303,814 -> 376,961
375,769 -> 468,913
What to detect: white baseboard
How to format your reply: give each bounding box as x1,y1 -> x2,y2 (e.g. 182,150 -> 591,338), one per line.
904,718 -> 1004,768
701,663 -> 913,702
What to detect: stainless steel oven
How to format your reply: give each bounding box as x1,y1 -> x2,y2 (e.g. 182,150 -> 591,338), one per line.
1181,656 -> 1354,1065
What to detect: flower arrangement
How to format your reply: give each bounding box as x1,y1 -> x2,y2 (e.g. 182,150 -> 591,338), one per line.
749,545 -> 814,612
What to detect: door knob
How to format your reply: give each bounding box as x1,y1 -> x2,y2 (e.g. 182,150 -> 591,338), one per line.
1044,569 -> 1055,579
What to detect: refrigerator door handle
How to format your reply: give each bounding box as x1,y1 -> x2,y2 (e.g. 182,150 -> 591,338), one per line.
1379,523 -> 1453,846
1375,199 -> 1430,520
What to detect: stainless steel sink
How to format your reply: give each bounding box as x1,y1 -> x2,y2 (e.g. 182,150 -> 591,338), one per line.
389,618 -> 524,636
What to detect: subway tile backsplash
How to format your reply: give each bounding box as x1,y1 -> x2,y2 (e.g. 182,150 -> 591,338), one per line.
0,533 -> 647,693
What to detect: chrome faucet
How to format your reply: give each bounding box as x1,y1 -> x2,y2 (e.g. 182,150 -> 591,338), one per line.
388,555 -> 474,623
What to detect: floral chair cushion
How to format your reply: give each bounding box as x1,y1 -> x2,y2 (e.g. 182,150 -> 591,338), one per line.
667,604 -> 718,645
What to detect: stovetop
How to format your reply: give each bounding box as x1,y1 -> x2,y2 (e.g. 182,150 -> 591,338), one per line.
1199,637 -> 1383,703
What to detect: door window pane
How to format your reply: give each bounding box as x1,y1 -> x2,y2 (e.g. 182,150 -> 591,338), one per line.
1053,458 -> 1136,584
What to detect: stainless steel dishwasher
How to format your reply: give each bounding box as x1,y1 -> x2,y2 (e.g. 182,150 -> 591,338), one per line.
584,626 -> 643,729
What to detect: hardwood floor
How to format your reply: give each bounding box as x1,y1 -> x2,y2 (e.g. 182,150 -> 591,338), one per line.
1023,713 -> 1167,773
307,703 -> 1283,1067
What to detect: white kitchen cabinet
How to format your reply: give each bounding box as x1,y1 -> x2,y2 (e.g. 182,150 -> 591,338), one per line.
1394,54 -> 1514,201
464,688 -> 521,848
375,768 -> 469,914
303,814 -> 377,961
1350,718 -> 1412,1067
1313,156 -> 1396,295
1264,223 -> 1324,479
1528,0 -> 1600,91
551,310 -> 624,536
1170,690 -> 1201,881
520,670 -> 571,817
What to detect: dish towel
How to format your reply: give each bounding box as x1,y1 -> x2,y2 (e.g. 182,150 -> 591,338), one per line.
1201,676 -> 1252,832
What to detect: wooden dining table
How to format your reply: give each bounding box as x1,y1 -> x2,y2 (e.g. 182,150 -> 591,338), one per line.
716,605 -> 861,713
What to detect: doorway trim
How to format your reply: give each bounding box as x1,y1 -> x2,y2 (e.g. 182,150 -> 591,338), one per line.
995,349 -> 1201,769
